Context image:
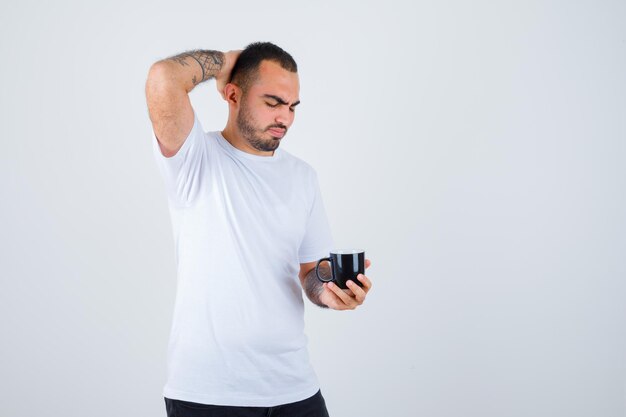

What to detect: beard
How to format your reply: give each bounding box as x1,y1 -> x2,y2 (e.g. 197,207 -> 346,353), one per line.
236,98 -> 287,152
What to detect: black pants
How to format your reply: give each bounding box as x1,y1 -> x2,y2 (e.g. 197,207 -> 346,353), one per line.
165,389 -> 330,417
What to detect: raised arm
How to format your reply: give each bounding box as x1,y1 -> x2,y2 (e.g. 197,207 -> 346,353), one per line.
145,49 -> 239,157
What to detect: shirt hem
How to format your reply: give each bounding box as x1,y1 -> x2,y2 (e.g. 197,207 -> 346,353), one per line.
162,384 -> 321,407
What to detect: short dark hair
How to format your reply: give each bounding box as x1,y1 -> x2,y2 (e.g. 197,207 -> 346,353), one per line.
229,42 -> 298,93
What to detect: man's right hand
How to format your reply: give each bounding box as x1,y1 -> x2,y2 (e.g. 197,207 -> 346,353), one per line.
216,50 -> 243,100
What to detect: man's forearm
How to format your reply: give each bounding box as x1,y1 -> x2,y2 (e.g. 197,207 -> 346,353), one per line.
152,50 -> 224,93
303,265 -> 330,309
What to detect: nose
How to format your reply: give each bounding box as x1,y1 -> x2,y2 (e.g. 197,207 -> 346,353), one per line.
275,106 -> 294,127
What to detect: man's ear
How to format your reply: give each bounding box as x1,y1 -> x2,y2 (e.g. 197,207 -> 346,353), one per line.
223,83 -> 241,106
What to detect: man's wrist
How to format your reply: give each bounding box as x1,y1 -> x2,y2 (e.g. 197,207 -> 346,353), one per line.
163,49 -> 224,88
185,50 -> 224,82
304,266 -> 329,309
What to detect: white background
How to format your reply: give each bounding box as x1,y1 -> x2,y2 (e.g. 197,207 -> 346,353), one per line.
1,0 -> 625,416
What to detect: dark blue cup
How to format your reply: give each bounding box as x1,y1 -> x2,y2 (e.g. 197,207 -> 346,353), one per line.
315,249 -> 365,290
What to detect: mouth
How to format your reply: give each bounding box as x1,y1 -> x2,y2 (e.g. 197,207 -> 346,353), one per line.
267,127 -> 286,138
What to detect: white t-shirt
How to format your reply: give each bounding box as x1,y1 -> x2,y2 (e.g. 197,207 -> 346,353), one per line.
151,110 -> 334,407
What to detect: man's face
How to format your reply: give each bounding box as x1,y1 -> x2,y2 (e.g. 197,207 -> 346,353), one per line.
236,60 -> 300,153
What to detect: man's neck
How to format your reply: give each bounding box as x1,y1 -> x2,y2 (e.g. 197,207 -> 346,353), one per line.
221,124 -> 274,157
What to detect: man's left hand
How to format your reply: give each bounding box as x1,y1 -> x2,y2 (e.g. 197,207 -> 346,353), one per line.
320,259 -> 373,310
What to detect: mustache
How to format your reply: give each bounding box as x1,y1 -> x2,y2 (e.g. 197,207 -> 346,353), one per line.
266,124 -> 287,131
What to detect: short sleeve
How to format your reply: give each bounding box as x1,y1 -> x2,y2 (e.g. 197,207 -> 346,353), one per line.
151,110 -> 208,208
298,173 -> 334,263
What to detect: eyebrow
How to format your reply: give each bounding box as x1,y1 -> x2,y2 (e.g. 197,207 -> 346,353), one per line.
263,94 -> 301,107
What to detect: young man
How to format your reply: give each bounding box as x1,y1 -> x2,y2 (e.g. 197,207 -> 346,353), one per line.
145,42 -> 373,417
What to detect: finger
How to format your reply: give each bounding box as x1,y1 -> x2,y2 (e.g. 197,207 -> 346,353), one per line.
365,259 -> 372,269
346,280 -> 367,304
327,282 -> 357,309
217,84 -> 226,100
321,283 -> 351,310
357,274 -> 372,291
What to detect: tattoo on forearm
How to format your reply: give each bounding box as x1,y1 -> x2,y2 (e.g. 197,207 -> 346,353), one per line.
166,50 -> 224,85
304,265 -> 330,309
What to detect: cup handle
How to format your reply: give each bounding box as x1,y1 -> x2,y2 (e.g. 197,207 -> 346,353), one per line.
315,257 -> 334,283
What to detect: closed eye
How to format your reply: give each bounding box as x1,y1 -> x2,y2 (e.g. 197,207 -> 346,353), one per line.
265,101 -> 296,112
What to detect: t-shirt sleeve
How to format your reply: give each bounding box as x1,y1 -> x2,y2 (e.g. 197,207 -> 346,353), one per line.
151,109 -> 208,208
298,173 -> 334,263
